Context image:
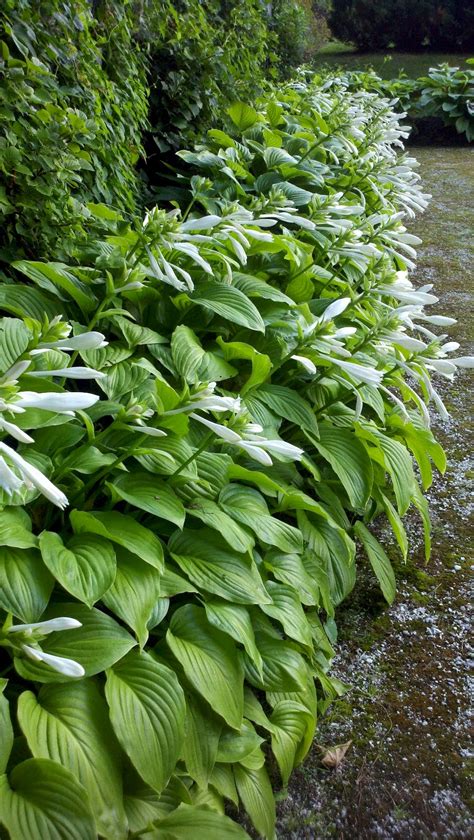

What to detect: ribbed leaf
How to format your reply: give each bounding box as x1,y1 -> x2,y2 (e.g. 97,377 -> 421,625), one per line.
181,692 -> 222,787
156,803 -> 251,838
102,550 -> 162,646
253,384 -> 319,436
234,765 -> 275,840
17,682 -> 127,840
0,758 -> 95,839
191,281 -> 265,332
0,547 -> 53,622
70,510 -> 164,571
12,261 -> 96,314
0,317 -> 30,375
106,650 -> 185,794
205,600 -> 263,674
169,529 -> 270,604
167,604 -> 244,729
39,531 -> 116,607
315,422 -> 373,508
354,521 -> 396,604
112,472 -> 185,528
261,581 -> 313,646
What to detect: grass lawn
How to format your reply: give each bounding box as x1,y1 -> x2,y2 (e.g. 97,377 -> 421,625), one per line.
313,42 -> 472,78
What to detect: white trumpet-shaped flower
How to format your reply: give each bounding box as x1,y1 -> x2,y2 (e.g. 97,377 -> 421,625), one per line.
0,360 -> 32,385
190,412 -> 242,442
0,456 -> 23,495
321,297 -> 351,322
21,644 -> 85,677
31,331 -> 108,353
232,440 -> 273,466
14,391 -> 100,413
0,442 -> 68,509
29,367 -> 105,379
453,356 -> 474,368
8,617 -> 82,635
164,383 -> 241,416
0,417 -> 34,444
292,355 -> 317,374
382,331 -> 427,352
327,357 -> 383,386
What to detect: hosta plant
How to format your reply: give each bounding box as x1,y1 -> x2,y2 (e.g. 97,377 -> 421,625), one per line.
0,76 -> 471,839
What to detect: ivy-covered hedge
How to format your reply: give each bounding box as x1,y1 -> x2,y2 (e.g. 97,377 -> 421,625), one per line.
0,74 -> 471,839
0,0 -> 321,264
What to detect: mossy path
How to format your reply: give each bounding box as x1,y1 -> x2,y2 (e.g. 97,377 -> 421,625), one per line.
277,146 -> 474,839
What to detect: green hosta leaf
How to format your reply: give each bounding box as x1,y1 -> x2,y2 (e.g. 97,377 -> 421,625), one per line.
234,765 -> 275,840
70,510 -> 164,571
102,549 -> 162,647
12,261 -> 96,314
0,681 -> 13,775
154,803 -> 251,839
100,362 -> 150,400
217,721 -> 264,764
0,509 -> 36,549
253,384 -> 319,436
270,701 -> 313,786
17,682 -> 127,840
0,547 -> 53,622
112,472 -> 185,528
227,102 -> 259,131
411,482 -> 431,561
233,273 -> 295,304
219,485 -> 303,553
186,499 -> 254,553
209,764 -> 239,806
169,529 -> 270,604
39,531 -> 116,607
264,551 -> 319,606
380,492 -> 408,560
204,600 -> 263,675
354,521 -> 396,604
0,285 -> 62,321
181,692 -> 222,787
0,758 -> 95,839
314,422 -> 373,508
227,464 -> 284,496
14,603 -> 136,683
0,317 -> 30,375
245,634 -> 307,693
359,427 -> 415,515
263,147 -> 297,168
298,512 -> 355,606
171,325 -> 205,383
216,336 -> 272,395
167,604 -> 244,729
190,281 -> 265,332
106,650 -> 185,794
261,581 -> 313,647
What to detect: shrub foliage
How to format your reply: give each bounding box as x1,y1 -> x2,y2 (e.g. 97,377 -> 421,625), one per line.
0,72 -> 471,838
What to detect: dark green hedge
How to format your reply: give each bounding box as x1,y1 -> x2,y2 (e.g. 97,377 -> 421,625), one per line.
0,0 -> 318,264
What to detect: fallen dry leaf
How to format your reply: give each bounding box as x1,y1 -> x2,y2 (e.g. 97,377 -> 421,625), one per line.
320,739 -> 353,769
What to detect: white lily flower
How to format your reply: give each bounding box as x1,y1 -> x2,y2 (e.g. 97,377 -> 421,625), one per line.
233,440 -> 273,465
334,327 -> 357,338
0,456 -> 23,495
125,424 -> 167,437
190,412 -> 242,442
415,314 -> 457,327
0,418 -> 34,444
439,342 -> 460,355
0,360 -> 32,385
0,442 -> 68,509
8,617 -> 82,635
382,331 -> 427,352
292,355 -> 317,374
31,331 -> 108,353
321,297 -> 351,321
253,439 -> 304,460
243,423 -> 264,435
14,391 -> 100,413
380,385 -> 409,420
22,644 -> 85,677
424,358 -> 457,376
328,358 -> 383,386
165,394 -> 241,415
29,367 -> 105,379
452,356 -> 474,368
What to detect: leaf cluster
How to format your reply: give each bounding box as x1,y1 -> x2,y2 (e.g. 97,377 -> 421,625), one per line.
0,74 -> 470,839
